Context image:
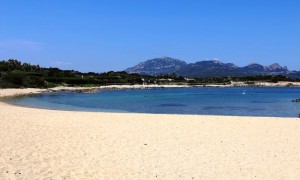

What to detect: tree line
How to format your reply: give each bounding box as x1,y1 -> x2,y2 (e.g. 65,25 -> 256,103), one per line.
0,59 -> 298,88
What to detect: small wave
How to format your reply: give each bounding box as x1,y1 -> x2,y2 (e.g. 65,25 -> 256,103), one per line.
202,106 -> 246,110
251,100 -> 274,103
158,103 -> 187,107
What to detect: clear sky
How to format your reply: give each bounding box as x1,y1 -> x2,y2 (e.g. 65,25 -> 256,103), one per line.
1,0 -> 300,72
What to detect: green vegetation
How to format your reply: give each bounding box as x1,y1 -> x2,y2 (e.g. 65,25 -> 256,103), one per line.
0,59 -> 298,88
0,59 -> 150,88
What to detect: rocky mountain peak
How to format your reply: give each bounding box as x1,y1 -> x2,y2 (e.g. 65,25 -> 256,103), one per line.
265,63 -> 288,71
125,57 -> 296,78
125,57 -> 187,76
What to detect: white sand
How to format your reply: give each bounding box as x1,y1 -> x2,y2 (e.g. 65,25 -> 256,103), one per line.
0,88 -> 47,97
1,88 -> 300,179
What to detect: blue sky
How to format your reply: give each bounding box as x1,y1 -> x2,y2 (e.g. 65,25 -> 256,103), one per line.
1,0 -> 300,72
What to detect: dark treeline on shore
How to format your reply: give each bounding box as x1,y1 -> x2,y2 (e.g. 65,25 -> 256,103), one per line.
0,59 -> 299,88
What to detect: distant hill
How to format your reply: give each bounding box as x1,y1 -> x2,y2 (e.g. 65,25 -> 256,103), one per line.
1,59 -> 299,88
177,60 -> 240,77
125,57 -> 187,76
125,57 -> 299,78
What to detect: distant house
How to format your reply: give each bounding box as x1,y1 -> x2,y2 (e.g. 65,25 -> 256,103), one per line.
158,78 -> 173,82
185,78 -> 196,83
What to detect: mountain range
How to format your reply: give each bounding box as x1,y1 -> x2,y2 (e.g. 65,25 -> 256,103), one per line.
125,57 -> 300,78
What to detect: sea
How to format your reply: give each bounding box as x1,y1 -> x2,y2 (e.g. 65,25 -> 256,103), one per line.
5,87 -> 300,117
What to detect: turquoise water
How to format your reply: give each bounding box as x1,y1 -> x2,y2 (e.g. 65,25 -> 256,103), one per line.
5,87 -> 300,117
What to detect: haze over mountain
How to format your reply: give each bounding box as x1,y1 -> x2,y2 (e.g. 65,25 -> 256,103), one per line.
125,57 -> 300,78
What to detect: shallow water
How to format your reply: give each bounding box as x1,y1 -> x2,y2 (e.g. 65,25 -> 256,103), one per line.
5,87 -> 300,117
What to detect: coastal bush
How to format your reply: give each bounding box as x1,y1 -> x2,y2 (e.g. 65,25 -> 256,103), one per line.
0,71 -> 46,88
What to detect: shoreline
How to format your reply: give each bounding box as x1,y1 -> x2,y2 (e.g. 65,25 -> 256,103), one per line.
1,98 -> 300,179
1,88 -> 300,179
1,87 -> 299,119
1,81 -> 300,98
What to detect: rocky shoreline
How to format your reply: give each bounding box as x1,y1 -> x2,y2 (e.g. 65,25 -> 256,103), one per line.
48,81 -> 300,93
1,81 -> 300,98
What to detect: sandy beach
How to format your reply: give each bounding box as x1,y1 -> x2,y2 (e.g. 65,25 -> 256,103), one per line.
1,88 -> 300,179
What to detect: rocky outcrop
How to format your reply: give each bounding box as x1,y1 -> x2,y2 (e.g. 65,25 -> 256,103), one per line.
292,99 -> 300,102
